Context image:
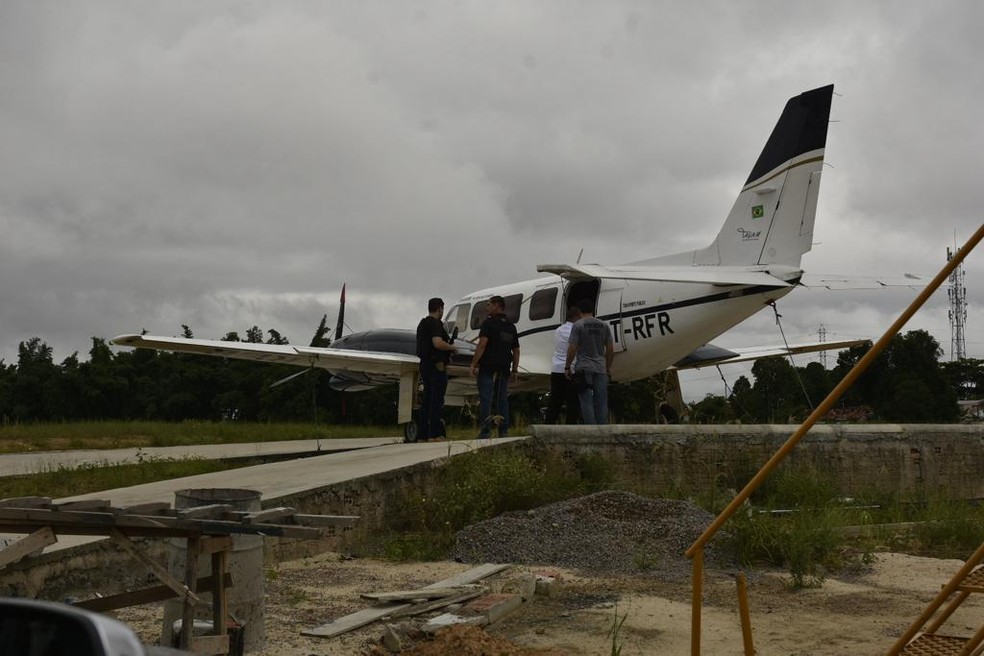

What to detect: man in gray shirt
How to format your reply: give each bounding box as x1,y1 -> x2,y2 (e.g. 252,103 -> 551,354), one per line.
564,298 -> 614,424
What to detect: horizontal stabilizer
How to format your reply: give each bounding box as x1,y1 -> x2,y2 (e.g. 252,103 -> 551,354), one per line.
674,338 -> 870,370
798,273 -> 928,290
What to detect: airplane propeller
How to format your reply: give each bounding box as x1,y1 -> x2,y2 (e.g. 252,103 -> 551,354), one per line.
334,283 -> 346,342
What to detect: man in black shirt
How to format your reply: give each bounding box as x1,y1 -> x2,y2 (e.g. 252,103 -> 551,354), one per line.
416,297 -> 456,441
469,295 -> 520,438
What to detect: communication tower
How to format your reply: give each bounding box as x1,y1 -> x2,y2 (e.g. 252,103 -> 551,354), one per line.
947,246 -> 967,361
817,324 -> 827,368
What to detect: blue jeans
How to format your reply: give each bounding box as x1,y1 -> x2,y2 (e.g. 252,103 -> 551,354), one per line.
477,369 -> 510,437
577,371 -> 609,425
419,361 -> 448,440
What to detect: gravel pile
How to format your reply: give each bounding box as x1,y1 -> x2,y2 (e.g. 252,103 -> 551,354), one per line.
450,490 -> 733,579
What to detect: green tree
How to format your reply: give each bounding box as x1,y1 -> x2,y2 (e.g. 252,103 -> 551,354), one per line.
747,357 -> 805,422
941,358 -> 984,400
832,330 -> 958,422
11,338 -> 59,421
689,394 -> 735,423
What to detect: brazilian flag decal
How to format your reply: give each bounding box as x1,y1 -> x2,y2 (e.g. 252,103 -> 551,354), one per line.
751,205 -> 764,219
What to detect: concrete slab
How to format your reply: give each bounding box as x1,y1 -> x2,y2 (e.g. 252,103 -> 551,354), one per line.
4,437 -> 528,555
0,437 -> 400,478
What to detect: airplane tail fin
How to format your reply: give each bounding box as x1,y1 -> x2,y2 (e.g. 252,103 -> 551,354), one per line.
665,85 -> 834,269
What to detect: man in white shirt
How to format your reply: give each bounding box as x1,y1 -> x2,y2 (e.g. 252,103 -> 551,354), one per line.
545,306 -> 581,424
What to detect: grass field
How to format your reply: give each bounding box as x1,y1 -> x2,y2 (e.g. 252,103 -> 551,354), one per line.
0,421 -> 405,453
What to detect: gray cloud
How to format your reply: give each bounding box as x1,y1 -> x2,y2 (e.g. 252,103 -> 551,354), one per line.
0,1 -> 980,402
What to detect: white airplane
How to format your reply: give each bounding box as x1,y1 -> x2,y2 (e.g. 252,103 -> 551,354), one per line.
113,84 -> 867,439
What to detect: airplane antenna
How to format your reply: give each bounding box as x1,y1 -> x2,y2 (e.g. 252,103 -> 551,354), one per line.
576,248 -> 584,264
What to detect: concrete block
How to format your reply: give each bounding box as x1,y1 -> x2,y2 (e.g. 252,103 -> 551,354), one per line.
382,623 -> 402,653
534,570 -> 563,597
515,572 -> 536,602
421,612 -> 486,634
462,593 -> 523,625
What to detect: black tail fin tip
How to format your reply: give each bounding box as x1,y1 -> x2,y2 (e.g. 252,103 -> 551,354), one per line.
745,84 -> 834,186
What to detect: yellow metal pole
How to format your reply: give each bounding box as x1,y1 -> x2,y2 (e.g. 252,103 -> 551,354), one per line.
887,539 -> 984,654
687,221 -> 984,560
736,572 -> 755,655
687,222 -> 983,656
691,547 -> 703,656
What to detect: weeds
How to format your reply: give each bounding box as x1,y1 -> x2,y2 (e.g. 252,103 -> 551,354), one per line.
0,421 -> 401,453
380,447 -> 614,560
608,604 -> 628,656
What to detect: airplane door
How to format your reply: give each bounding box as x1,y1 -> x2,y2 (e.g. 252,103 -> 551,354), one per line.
596,286 -> 626,353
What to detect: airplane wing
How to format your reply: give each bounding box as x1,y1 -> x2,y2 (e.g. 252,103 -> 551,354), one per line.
536,263 -> 795,287
110,334 -> 419,376
673,338 -> 870,370
797,273 -> 928,289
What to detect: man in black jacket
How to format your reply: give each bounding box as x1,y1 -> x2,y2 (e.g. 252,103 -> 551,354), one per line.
469,295 -> 520,438
416,297 -> 456,441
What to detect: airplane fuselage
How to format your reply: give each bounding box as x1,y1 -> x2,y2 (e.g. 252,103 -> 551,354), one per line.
445,273 -> 797,387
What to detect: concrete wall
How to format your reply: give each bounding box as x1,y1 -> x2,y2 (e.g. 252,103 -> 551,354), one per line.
530,424 -> 984,499
4,424 -> 982,599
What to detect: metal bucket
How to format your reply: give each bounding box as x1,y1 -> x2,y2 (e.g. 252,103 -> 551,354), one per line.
161,488 -> 265,652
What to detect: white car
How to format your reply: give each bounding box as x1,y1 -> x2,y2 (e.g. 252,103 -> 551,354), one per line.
0,598 -> 191,656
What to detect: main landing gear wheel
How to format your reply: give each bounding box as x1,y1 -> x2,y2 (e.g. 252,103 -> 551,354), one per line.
403,419 -> 419,443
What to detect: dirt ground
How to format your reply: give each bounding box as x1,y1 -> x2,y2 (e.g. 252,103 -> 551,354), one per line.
114,550 -> 982,655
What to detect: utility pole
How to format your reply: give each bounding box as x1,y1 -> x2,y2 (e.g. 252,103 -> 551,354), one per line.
947,246 -> 967,361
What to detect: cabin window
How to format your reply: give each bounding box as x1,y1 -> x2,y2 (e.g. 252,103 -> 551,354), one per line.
468,294 -> 523,328
453,304 -> 469,333
528,288 -> 558,321
445,304 -> 468,334
503,294 -> 523,324
470,301 -> 488,330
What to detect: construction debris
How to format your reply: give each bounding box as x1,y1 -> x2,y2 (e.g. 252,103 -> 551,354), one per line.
301,562 -> 511,638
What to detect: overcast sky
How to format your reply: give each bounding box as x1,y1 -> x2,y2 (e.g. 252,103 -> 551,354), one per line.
1,1 -> 981,401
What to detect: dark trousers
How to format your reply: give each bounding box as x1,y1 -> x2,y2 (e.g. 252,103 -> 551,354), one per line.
578,371 -> 609,424
477,369 -> 510,437
419,361 -> 448,439
545,372 -> 579,424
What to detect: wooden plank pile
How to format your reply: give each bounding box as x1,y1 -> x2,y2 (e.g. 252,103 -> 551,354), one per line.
303,563 -> 520,643
0,495 -> 359,655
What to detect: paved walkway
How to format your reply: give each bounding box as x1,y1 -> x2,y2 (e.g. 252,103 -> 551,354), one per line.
0,437 -> 400,477
1,437 -> 528,553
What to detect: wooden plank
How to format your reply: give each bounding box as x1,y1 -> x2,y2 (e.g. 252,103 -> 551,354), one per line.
211,550 -> 228,644
426,563 -> 512,587
302,563 -> 511,638
73,573 -> 233,612
0,526 -> 57,567
109,529 -> 202,607
54,499 -> 113,512
360,585 -> 481,602
190,634 -> 229,655
0,497 -> 52,509
121,502 -> 173,515
177,504 -> 234,519
387,587 -> 486,619
234,507 -> 296,524
180,535 -> 200,651
0,507 -> 321,539
292,514 -> 360,528
200,536 -> 233,555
